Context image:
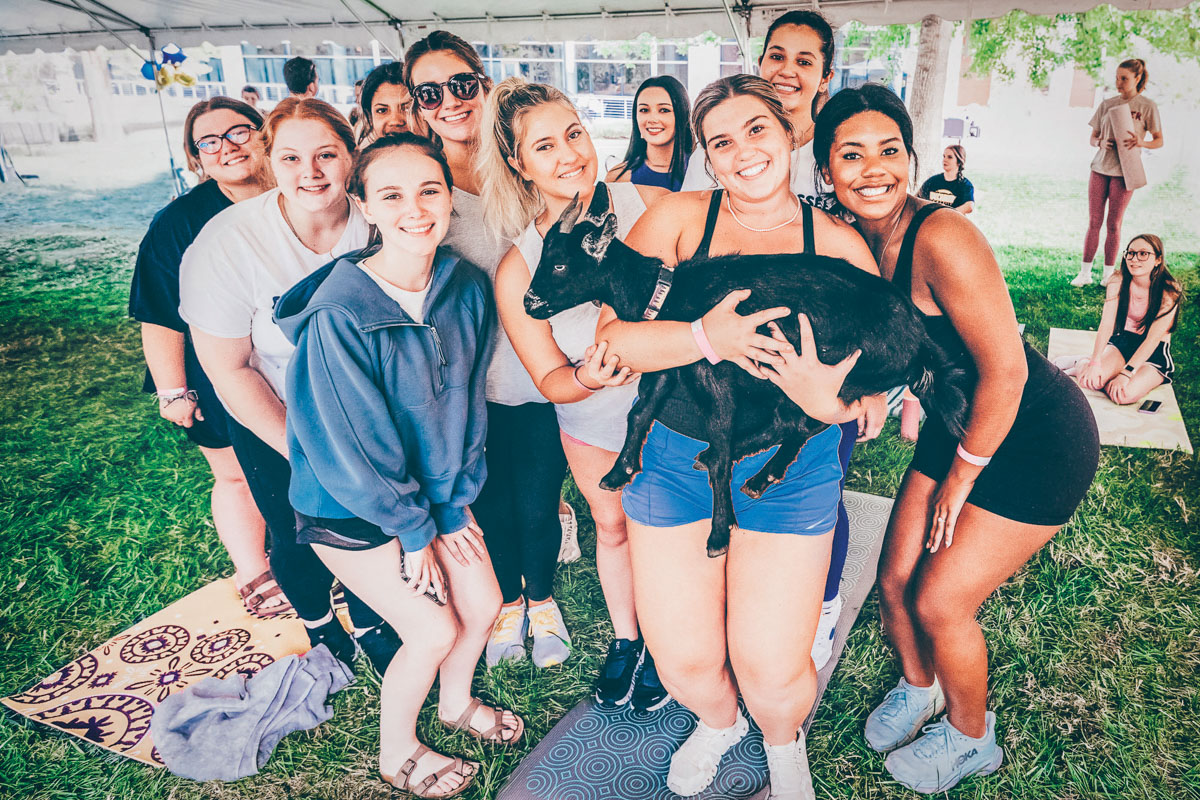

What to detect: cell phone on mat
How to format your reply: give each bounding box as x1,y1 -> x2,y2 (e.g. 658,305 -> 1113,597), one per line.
1138,400 -> 1162,414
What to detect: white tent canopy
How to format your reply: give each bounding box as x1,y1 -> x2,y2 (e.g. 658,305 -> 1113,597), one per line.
1,0 -> 1191,55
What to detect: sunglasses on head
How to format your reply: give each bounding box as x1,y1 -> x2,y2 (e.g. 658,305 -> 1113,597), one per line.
194,124 -> 257,154
412,72 -> 483,111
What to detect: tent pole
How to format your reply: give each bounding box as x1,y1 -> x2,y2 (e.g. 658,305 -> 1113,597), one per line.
148,33 -> 186,197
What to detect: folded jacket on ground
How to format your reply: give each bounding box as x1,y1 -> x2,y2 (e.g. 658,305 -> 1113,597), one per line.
150,643 -> 354,781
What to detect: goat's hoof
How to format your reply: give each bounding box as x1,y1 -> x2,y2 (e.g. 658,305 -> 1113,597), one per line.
741,483 -> 765,500
600,470 -> 631,491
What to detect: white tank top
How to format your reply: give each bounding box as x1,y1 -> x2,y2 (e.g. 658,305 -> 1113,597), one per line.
514,182 -> 647,451
442,187 -> 547,406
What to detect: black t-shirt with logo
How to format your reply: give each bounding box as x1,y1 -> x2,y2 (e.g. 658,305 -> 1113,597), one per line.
918,174 -> 975,209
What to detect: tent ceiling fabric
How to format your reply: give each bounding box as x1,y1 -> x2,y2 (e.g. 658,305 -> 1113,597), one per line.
1,0 -> 1192,54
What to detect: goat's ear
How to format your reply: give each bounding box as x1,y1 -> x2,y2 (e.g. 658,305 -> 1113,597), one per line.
557,193 -> 583,234
581,213 -> 618,261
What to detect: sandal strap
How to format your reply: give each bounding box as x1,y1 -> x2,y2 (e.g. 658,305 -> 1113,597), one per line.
421,757 -> 474,794
451,697 -> 483,731
238,570 -> 275,599
472,706 -> 509,741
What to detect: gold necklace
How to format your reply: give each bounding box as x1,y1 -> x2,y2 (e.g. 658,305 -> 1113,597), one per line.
726,193 -> 802,233
875,197 -> 909,271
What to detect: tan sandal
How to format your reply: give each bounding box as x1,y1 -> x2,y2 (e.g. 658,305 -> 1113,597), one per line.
381,744 -> 478,799
237,570 -> 292,618
441,697 -> 525,744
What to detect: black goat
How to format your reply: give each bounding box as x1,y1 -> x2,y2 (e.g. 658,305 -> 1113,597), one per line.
524,196 -> 969,557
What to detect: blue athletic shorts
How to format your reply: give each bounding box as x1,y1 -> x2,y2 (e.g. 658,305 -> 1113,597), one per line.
621,421 -> 844,534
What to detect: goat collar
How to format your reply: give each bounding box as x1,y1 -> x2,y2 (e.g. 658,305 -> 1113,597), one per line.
642,264 -> 675,320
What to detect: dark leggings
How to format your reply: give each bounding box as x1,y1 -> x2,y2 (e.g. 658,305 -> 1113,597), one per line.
472,401 -> 568,605
226,420 -> 382,627
824,421 -> 857,602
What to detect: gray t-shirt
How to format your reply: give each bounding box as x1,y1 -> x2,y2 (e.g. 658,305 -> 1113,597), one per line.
1089,94 -> 1161,177
442,187 -> 546,406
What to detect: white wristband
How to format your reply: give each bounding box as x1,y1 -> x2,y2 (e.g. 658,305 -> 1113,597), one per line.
956,443 -> 992,467
156,386 -> 188,398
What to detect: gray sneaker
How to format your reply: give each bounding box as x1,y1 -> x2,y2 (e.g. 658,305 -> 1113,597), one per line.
885,711 -> 1004,794
528,599 -> 571,668
865,677 -> 945,752
486,602 -> 528,667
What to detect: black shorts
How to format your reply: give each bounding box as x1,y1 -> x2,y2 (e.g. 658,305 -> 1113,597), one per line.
295,511 -> 394,551
1108,330 -> 1175,384
909,354 -> 1100,527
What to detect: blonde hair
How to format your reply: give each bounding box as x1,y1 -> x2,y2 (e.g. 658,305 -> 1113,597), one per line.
477,77 -> 578,240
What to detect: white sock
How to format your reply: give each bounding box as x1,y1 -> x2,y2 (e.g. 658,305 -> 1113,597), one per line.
302,610 -> 334,629
1101,263 -> 1116,278
1079,261 -> 1093,276
900,676 -> 937,695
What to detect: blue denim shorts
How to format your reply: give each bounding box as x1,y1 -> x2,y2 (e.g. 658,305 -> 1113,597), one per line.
621,421 -> 843,534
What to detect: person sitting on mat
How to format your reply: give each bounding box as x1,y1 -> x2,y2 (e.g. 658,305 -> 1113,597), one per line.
1073,234 -> 1181,405
814,84 -> 1099,794
481,77 -> 671,710
276,132 -> 522,800
917,145 -> 974,214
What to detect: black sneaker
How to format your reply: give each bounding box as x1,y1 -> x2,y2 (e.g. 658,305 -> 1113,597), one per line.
356,623 -> 402,675
306,617 -> 356,669
631,648 -> 670,711
595,638 -> 642,707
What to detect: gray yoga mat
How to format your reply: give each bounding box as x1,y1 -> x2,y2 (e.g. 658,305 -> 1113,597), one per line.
498,491 -> 893,800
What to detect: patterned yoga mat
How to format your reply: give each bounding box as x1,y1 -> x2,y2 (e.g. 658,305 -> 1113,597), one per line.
497,491 -> 893,800
2,578 -> 311,766
1048,328 -> 1192,454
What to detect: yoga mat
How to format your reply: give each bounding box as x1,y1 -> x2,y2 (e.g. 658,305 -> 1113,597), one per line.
1107,104 -> 1147,191
1048,328 -> 1192,454
497,491 -> 893,800
2,578 -> 312,766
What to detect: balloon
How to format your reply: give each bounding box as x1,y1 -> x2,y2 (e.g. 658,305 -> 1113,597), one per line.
161,43 -> 186,65
140,60 -> 158,81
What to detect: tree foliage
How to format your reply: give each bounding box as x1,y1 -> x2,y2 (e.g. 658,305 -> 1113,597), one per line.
843,3 -> 1200,89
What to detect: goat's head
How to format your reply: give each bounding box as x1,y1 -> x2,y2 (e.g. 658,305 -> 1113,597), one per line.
524,193 -> 618,320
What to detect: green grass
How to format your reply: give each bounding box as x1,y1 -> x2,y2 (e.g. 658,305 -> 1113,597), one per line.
0,231 -> 1197,800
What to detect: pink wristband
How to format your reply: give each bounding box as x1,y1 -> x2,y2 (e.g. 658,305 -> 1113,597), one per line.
956,443 -> 992,467
691,319 -> 721,365
572,365 -> 598,393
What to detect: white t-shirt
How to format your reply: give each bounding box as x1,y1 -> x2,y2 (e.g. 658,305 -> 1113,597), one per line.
178,187 -> 370,402
359,261 -> 430,323
680,140 -> 830,207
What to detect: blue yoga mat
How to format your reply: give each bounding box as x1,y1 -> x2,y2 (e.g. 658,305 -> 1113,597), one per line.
498,491 -> 893,800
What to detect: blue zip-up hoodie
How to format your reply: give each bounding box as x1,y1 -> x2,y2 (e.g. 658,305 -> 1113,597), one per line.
274,247 -> 492,552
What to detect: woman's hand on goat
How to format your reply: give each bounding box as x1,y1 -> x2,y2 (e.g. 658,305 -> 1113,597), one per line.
926,474 -> 974,553
855,393 -> 888,441
701,289 -> 792,378
580,342 -> 637,388
759,313 -> 861,423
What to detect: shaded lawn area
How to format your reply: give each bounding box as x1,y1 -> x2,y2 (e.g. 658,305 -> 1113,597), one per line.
0,235 -> 1197,800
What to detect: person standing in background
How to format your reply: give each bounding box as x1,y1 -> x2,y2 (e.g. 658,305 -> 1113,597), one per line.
1071,58 -> 1163,287
607,75 -> 694,192
918,145 -> 974,214
283,56 -> 319,98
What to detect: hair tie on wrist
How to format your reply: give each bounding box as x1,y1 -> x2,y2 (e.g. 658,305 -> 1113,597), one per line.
156,386 -> 188,398
573,365 -> 598,393
956,443 -> 992,467
691,319 -> 721,365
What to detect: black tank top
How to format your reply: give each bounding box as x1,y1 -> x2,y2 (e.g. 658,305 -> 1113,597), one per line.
656,191 -> 815,439
891,203 -> 1062,423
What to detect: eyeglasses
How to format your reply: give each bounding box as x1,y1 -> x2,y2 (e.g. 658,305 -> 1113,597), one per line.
411,73 -> 483,111
194,124 -> 257,155
1125,249 -> 1156,261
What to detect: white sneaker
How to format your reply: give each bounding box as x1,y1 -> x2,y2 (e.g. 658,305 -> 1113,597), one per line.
1069,269 -> 1093,287
765,730 -> 816,800
811,594 -> 842,671
1100,268 -> 1117,286
486,602 -> 528,667
558,502 -> 581,563
528,598 -> 572,668
667,711 -> 749,796
865,677 -> 946,752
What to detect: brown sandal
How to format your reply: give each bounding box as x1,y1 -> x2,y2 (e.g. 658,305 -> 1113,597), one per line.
237,570 -> 292,618
381,744 -> 478,799
441,697 -> 525,744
